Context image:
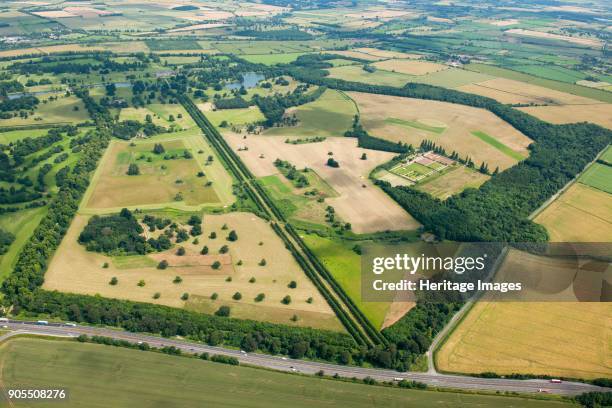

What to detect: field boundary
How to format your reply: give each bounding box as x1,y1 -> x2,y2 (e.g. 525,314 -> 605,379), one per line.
528,144 -> 610,221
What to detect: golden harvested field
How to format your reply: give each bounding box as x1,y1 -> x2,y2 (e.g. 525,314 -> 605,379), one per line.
350,92 -> 532,170
32,10 -> 77,18
518,104 -> 612,130
441,178 -> 612,379
44,213 -> 342,331
0,44 -> 105,58
223,132 -> 420,233
505,29 -> 602,48
436,300 -> 612,379
82,134 -> 234,211
416,166 -> 490,199
457,78 -> 602,105
372,59 -> 448,76
535,183 -> 612,242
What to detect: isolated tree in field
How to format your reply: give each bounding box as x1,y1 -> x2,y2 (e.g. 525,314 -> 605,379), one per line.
157,260 -> 168,270
201,245 -> 209,255
105,83 -> 116,96
137,280 -> 146,287
221,223 -> 228,230
227,230 -> 238,241
254,293 -> 265,302
145,114 -> 152,123
207,155 -> 214,163
219,120 -> 228,128
188,215 -> 202,225
288,281 -> 297,289
176,229 -> 189,242
153,292 -> 161,299
290,314 -> 299,322
153,143 -> 165,154
169,114 -> 175,122
109,277 -> 118,286
259,258 -> 266,266
212,261 -> 221,270
219,245 -> 229,254
306,297 -> 313,304
209,231 -> 217,239
215,306 -> 230,317
127,163 -> 140,175
281,295 -> 291,305
211,292 -> 218,300
181,292 -> 189,300
326,157 -> 339,168
233,292 -> 242,301
176,246 -> 185,256
360,153 -> 367,160
249,277 -> 256,283
173,276 -> 182,284
190,224 -> 202,236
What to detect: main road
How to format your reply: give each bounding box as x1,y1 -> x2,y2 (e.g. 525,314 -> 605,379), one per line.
1,320 -> 608,397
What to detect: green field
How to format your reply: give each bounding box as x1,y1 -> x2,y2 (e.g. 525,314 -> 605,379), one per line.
266,90 -> 357,137
600,146 -> 612,164
0,128 -> 49,144
0,338 -> 572,408
242,53 -> 308,65
511,64 -> 586,84
145,39 -> 202,51
579,162 -> 612,194
471,131 -> 526,161
259,172 -> 336,227
0,94 -> 89,128
392,162 -> 433,179
213,41 -> 313,55
205,106 -> 265,127
302,234 -> 389,330
327,65 -> 414,87
385,117 -> 446,134
0,207 -> 46,283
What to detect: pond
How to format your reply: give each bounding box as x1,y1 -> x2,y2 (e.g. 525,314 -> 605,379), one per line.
226,72 -> 265,91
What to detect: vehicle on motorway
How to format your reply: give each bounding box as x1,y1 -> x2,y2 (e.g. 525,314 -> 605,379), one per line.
36,320 -> 49,325
65,322 -> 77,327
394,378 -> 404,382
550,379 -> 562,384
1,325 -> 7,329
0,317 -> 8,322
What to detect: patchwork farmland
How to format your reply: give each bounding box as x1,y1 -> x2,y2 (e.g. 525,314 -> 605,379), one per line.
0,0 -> 610,402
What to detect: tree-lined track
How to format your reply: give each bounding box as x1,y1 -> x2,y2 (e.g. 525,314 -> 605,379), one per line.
179,95 -> 382,347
